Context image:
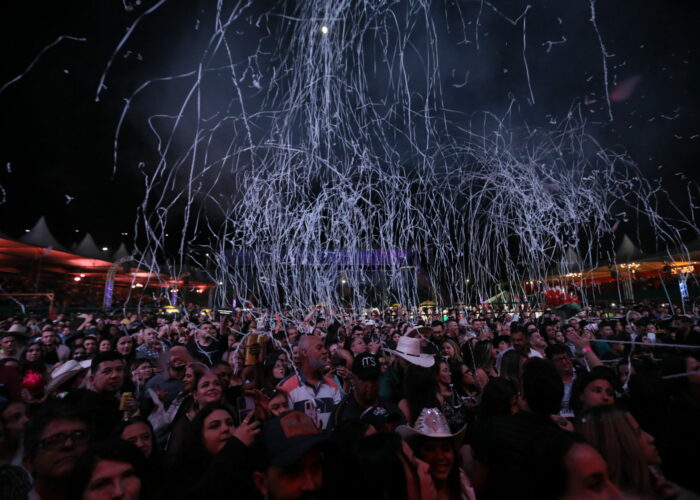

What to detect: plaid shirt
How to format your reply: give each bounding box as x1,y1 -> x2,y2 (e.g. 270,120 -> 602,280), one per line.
135,343 -> 168,361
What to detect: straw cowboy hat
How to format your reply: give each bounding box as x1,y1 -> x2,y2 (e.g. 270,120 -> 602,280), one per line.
384,332 -> 435,368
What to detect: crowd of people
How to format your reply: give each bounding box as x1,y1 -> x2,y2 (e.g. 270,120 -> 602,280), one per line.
0,303 -> 699,499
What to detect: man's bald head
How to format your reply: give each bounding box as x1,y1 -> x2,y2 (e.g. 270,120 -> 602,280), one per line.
168,346 -> 191,368
298,335 -> 319,351
298,335 -> 327,372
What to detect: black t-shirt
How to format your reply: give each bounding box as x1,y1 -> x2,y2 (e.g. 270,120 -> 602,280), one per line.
330,393 -> 404,429
472,411 -> 568,500
186,340 -> 223,367
44,348 -> 59,365
62,388 -> 121,442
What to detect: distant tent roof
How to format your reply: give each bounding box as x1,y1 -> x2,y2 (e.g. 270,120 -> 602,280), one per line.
73,233 -> 101,259
615,234 -> 643,262
111,242 -> 131,261
19,217 -> 67,251
484,291 -> 512,304
559,247 -> 583,274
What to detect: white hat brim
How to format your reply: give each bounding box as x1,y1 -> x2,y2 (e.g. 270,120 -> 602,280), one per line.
396,423 -> 466,445
384,348 -> 435,368
46,361 -> 90,394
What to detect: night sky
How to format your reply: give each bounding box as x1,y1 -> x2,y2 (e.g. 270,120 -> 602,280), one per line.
1,0 -> 699,253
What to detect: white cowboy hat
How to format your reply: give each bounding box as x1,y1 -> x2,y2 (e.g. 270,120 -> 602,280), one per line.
396,407 -> 466,445
46,359 -> 91,394
384,334 -> 435,368
8,323 -> 28,335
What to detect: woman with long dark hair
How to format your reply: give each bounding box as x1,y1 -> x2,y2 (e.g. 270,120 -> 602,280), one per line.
397,408 -> 474,500
115,417 -> 163,498
451,362 -> 480,403
499,349 -> 527,392
114,333 -> 135,362
166,403 -> 260,499
261,351 -> 290,395
472,340 -> 498,382
164,365 -> 218,470
398,365 -> 441,425
568,365 -> 616,416
436,361 -> 468,433
18,342 -> 48,405
67,439 -> 147,500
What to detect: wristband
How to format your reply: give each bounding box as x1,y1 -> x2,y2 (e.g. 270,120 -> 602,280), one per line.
582,346 -> 592,353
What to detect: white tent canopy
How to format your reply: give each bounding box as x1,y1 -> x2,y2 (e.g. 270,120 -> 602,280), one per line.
111,242 -> 131,261
615,234 -> 644,263
73,233 -> 102,259
19,216 -> 67,251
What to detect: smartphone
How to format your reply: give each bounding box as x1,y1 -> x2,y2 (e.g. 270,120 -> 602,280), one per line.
237,396 -> 255,422
332,353 -> 346,368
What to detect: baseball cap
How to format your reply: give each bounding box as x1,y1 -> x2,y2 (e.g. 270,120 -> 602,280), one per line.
352,353 -> 381,380
263,411 -> 330,468
360,406 -> 403,430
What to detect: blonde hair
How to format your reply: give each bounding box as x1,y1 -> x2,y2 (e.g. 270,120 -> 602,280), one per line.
575,406 -> 651,495
441,339 -> 462,364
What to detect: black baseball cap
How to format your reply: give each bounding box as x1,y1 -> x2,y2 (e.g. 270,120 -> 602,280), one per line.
352,353 -> 382,381
360,406 -> 403,430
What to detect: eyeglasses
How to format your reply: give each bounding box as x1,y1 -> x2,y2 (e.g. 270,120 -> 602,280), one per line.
39,429 -> 89,451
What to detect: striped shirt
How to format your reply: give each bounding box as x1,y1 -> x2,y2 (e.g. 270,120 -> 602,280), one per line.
278,372 -> 341,430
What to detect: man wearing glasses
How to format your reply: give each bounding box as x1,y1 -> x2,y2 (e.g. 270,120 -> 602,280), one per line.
23,402 -> 91,500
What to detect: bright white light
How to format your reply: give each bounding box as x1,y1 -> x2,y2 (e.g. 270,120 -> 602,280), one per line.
101,246 -> 108,251
79,273 -> 85,277
24,229 -> 30,233
320,25 -> 329,34
74,276 -> 81,281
